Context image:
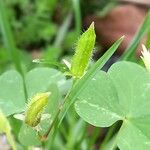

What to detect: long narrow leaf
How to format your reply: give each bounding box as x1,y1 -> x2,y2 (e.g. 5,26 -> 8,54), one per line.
0,0 -> 23,75
72,0 -> 81,35
121,11 -> 150,60
54,13 -> 72,47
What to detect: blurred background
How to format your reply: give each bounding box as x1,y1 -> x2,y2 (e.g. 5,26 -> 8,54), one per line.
0,0 -> 150,74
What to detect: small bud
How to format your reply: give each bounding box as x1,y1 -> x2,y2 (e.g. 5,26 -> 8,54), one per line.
141,45 -> 150,73
25,92 -> 50,127
71,22 -> 96,78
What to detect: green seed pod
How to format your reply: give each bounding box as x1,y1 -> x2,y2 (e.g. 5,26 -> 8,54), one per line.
25,92 -> 50,127
71,22 -> 96,78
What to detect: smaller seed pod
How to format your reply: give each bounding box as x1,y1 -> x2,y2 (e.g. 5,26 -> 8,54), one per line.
25,92 -> 51,127
71,22 -> 96,78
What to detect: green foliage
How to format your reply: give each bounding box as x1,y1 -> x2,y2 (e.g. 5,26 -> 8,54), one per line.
2,0 -> 58,47
75,61 -> 150,149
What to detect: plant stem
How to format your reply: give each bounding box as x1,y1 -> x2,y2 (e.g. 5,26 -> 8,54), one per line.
39,78 -> 77,142
72,0 -> 81,35
41,83 -> 74,140
41,105 -> 62,140
57,36 -> 124,128
46,126 -> 58,149
59,123 -> 68,141
88,127 -> 101,150
103,122 -> 126,150
146,29 -> 150,48
54,13 -> 72,48
40,37 -> 123,140
75,123 -> 87,149
100,123 -> 118,149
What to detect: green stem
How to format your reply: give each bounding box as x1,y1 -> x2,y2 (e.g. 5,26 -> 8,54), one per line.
88,127 -> 101,150
66,119 -> 86,149
57,37 -> 124,128
75,123 -> 88,149
72,0 -> 81,35
42,76 -> 77,139
54,13 -> 72,48
59,123 -> 68,141
146,29 -> 150,48
40,37 -> 123,141
103,122 -> 125,150
100,123 -> 118,149
46,126 -> 57,149
41,106 -> 61,140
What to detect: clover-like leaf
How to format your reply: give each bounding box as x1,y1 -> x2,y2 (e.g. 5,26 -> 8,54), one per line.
0,70 -> 25,116
18,123 -> 41,146
75,61 -> 150,149
25,67 -> 66,98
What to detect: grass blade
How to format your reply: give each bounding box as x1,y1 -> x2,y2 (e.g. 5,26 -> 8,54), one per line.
58,36 -> 124,125
54,13 -> 72,47
72,0 -> 81,35
0,0 -> 23,75
120,11 -> 150,60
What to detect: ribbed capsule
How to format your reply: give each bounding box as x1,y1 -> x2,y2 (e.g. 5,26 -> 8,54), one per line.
25,92 -> 50,127
71,22 -> 96,78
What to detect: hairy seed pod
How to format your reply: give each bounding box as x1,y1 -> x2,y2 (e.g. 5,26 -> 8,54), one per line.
71,22 -> 96,78
25,92 -> 50,127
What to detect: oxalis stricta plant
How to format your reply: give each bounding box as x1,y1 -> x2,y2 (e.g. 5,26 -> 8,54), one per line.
1,20 -> 150,150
